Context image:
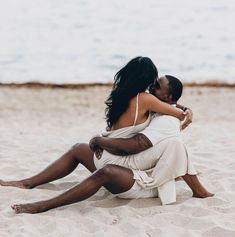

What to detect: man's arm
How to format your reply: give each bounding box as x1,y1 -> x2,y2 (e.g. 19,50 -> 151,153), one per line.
89,133 -> 153,156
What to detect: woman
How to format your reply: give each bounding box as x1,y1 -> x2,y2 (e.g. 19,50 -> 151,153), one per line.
91,74 -> 214,204
0,57 -> 202,214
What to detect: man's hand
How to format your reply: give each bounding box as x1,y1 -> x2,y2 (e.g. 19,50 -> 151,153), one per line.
89,136 -> 103,159
181,108 -> 193,130
89,136 -> 98,151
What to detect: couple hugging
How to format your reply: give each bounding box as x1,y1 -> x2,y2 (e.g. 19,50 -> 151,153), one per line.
0,56 -> 214,214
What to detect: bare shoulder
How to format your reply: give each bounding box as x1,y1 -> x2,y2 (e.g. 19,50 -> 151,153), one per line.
139,92 -> 164,113
129,93 -> 157,112
139,92 -> 149,99
130,92 -> 152,104
139,92 -> 156,103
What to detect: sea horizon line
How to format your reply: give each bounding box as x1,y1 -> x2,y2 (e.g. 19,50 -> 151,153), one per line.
0,81 -> 235,89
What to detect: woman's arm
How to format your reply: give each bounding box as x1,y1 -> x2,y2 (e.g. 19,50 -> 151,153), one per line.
176,103 -> 188,111
176,103 -> 193,129
142,93 -> 185,120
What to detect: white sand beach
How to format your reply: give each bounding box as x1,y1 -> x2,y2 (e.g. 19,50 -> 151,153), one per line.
0,85 -> 235,237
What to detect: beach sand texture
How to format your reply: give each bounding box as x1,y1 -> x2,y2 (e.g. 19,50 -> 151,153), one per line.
0,86 -> 235,237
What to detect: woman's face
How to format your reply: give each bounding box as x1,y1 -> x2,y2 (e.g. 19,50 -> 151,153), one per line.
149,76 -> 171,102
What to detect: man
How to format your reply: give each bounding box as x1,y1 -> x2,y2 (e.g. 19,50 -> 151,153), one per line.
90,75 -> 189,156
2,75 -> 212,214
90,75 -> 213,204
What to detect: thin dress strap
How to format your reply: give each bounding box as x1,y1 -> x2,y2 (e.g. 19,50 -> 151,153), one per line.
133,93 -> 139,126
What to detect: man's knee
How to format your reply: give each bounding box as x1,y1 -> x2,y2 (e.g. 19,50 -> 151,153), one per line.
167,138 -> 185,153
169,138 -> 183,146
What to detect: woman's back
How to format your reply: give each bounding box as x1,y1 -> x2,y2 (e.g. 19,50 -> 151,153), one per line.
105,56 -> 184,132
111,93 -> 149,130
111,90 -> 185,131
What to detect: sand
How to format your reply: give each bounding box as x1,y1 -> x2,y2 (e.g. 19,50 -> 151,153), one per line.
0,86 -> 235,237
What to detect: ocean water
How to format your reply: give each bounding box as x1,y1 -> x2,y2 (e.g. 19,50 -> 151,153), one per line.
0,0 -> 234,84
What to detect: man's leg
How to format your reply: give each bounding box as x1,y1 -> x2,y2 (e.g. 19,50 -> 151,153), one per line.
0,143 -> 95,189
182,174 -> 214,198
11,164 -> 135,214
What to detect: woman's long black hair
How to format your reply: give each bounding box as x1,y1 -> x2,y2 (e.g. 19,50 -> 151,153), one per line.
105,56 -> 158,130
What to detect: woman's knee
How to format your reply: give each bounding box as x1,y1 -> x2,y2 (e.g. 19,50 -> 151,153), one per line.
98,164 -> 118,178
101,164 -> 117,174
71,142 -> 84,150
98,164 -> 133,179
93,165 -> 134,193
168,138 -> 185,150
70,143 -> 89,155
68,143 -> 95,171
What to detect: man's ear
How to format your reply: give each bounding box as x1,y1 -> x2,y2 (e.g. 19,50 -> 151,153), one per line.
166,94 -> 173,103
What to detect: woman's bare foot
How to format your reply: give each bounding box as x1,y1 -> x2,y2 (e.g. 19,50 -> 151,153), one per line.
0,179 -> 33,189
11,202 -> 49,214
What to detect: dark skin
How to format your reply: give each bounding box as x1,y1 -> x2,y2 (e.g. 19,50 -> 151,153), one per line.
0,77 -> 212,214
89,76 -> 193,158
1,143 -> 136,214
88,77 -> 213,200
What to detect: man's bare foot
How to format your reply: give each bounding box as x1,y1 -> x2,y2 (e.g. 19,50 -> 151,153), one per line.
11,202 -> 49,214
0,179 -> 33,189
182,174 -> 214,199
193,191 -> 214,198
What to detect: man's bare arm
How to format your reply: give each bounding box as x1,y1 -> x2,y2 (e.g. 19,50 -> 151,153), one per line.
89,133 -> 153,156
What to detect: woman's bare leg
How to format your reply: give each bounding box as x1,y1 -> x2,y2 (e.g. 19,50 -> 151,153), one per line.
182,174 -> 214,198
0,143 -> 95,189
11,164 -> 135,214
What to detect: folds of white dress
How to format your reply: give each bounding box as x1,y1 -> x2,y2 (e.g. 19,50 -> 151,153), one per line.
94,113 -> 197,205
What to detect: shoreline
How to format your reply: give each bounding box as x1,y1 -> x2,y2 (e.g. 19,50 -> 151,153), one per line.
1,81 -> 235,89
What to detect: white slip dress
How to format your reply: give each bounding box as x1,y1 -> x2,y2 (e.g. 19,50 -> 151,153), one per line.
94,93 -> 151,169
94,94 -> 197,204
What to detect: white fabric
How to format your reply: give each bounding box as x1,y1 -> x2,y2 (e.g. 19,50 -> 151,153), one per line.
141,113 -> 181,145
98,137 -> 197,204
94,106 -> 197,205
116,182 -> 158,199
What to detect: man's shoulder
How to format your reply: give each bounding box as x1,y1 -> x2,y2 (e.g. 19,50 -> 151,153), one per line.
151,112 -> 179,120
148,113 -> 180,129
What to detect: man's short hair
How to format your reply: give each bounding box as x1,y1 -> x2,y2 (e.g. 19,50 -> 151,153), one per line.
165,75 -> 183,102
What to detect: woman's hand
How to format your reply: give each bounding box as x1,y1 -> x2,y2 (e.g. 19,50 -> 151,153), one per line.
178,109 -> 186,121
89,136 -> 103,159
180,108 -> 193,130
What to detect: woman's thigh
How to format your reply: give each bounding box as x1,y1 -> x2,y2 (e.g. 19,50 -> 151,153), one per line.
100,164 -> 135,194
